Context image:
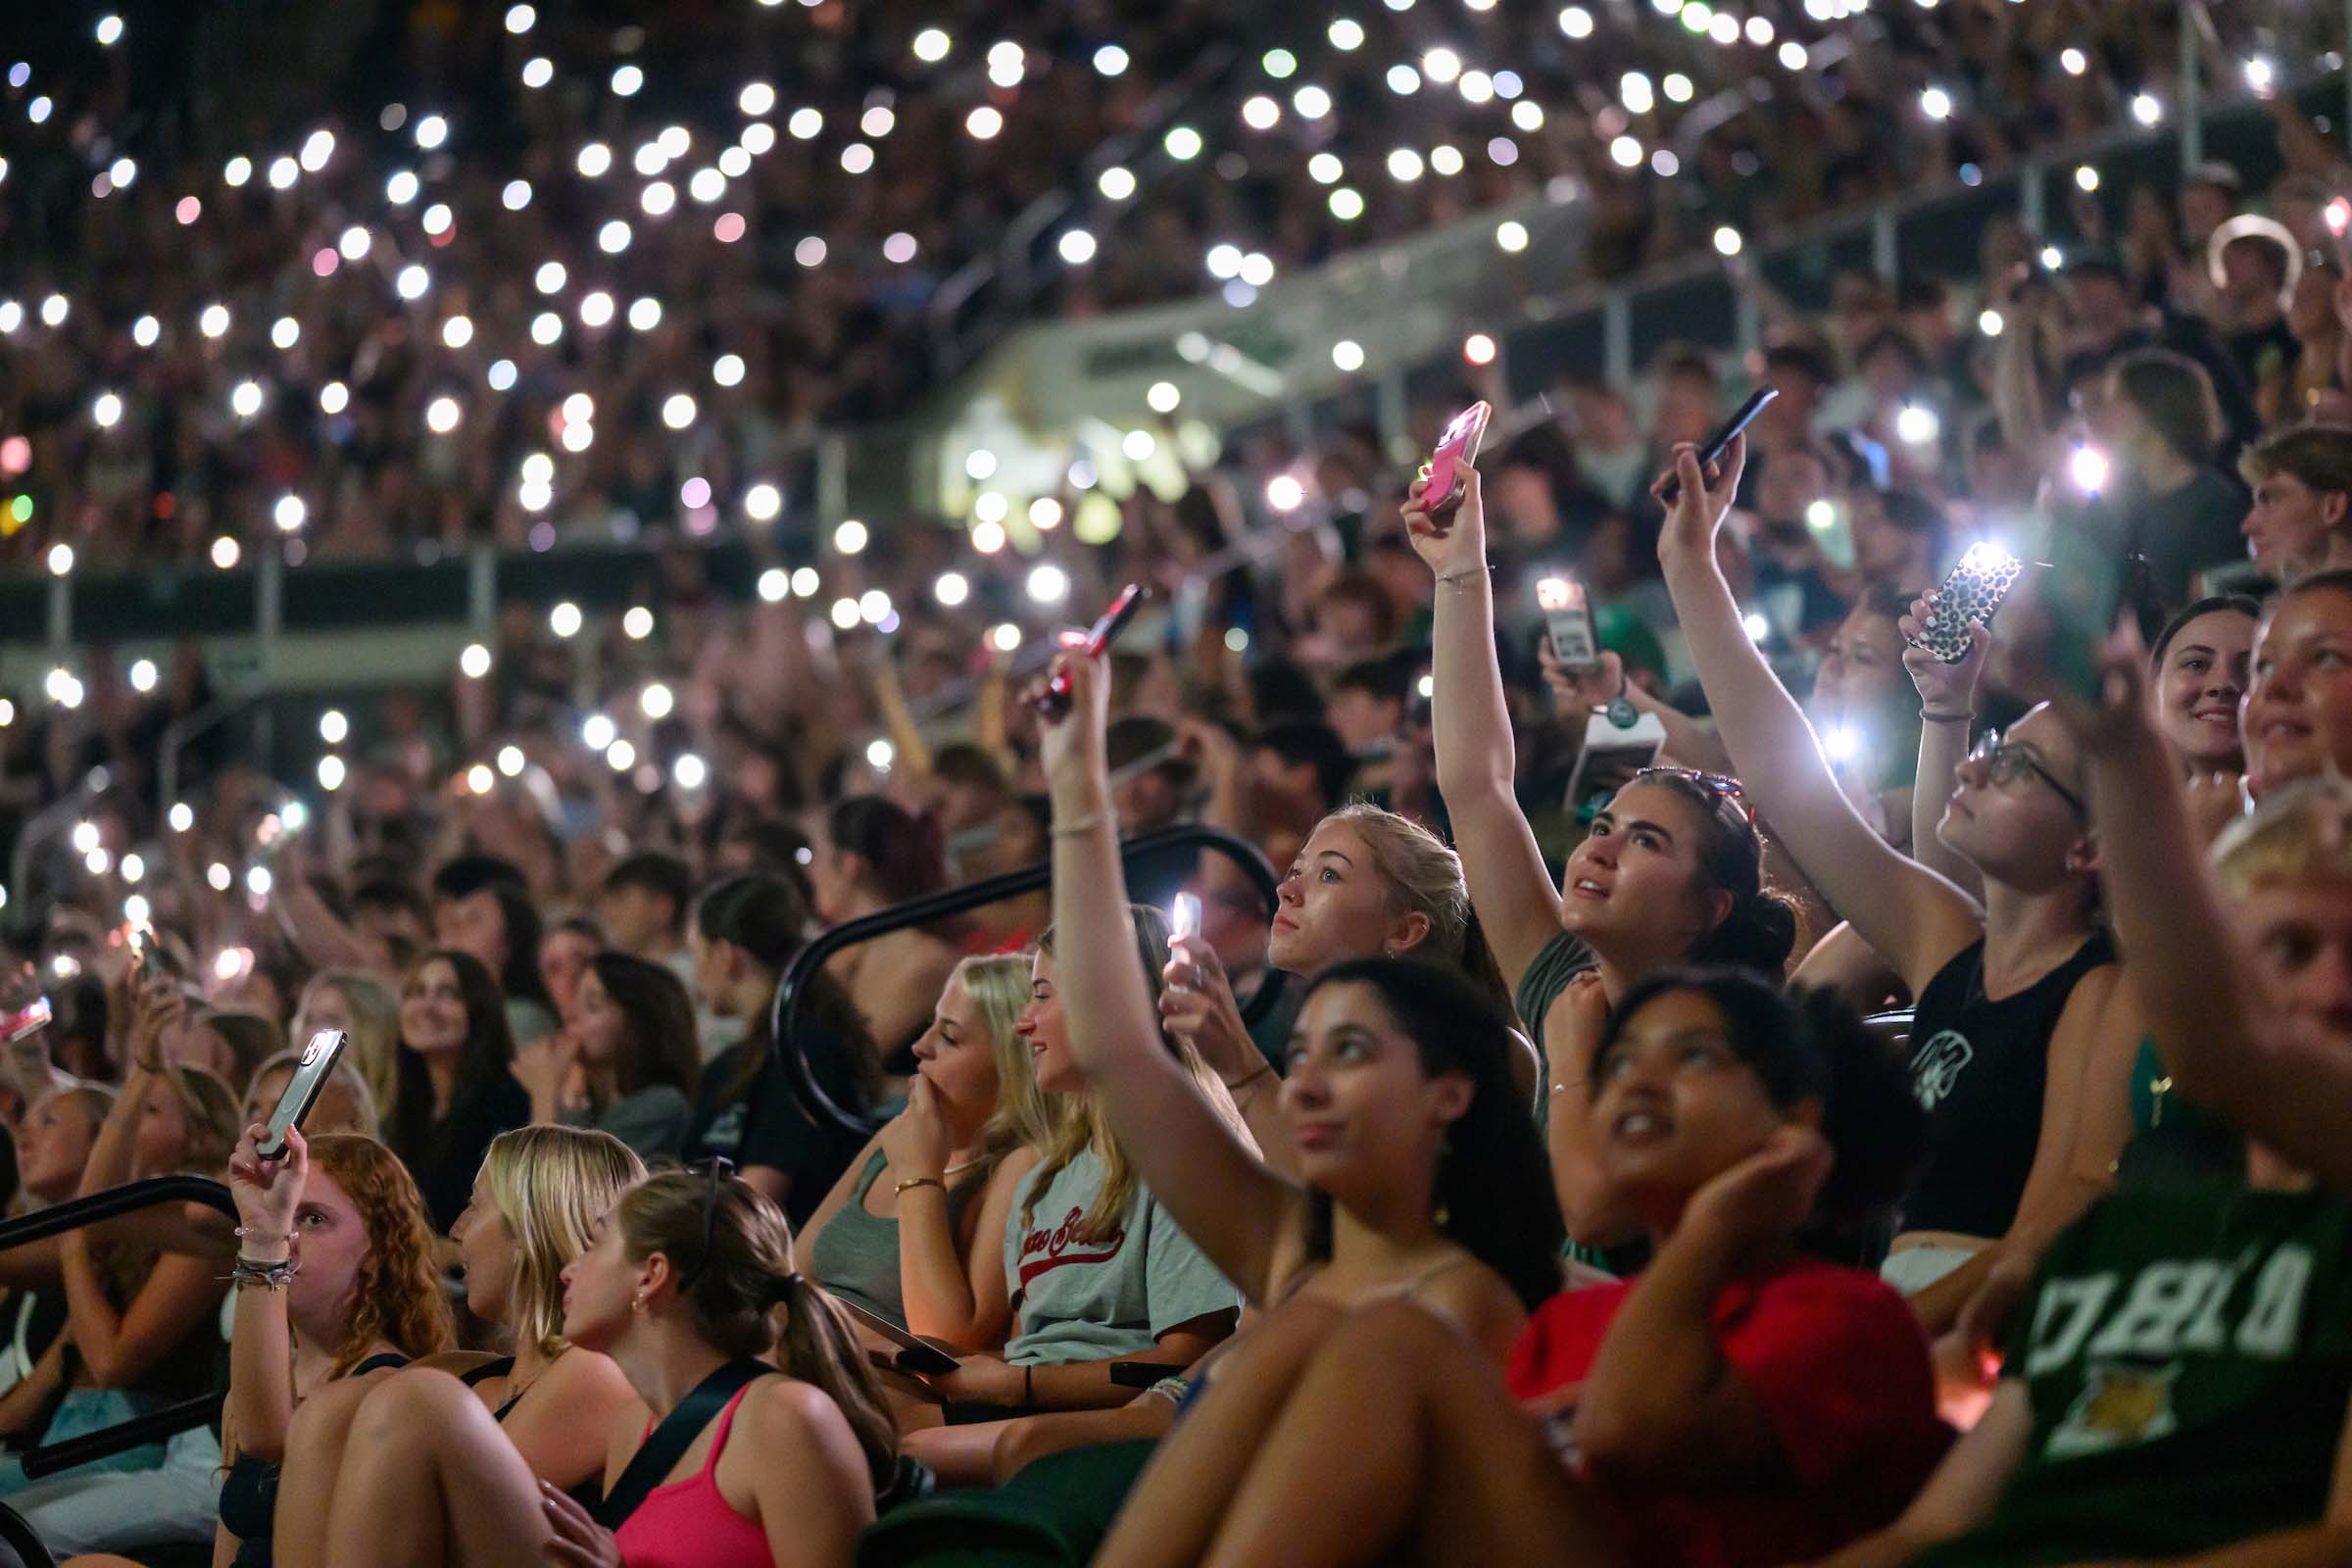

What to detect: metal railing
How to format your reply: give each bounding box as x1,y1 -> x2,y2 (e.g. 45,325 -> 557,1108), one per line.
0,1175 -> 237,1484
768,823 -> 1281,1139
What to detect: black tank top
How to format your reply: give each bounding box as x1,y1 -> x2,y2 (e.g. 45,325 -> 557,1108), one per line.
1900,929 -> 2116,1240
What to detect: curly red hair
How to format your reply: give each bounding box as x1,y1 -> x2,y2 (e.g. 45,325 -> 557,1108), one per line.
306,1135 -> 455,1373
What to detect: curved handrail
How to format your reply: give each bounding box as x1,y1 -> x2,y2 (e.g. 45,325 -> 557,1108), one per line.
0,1175 -> 237,1486
768,823 -> 1281,1139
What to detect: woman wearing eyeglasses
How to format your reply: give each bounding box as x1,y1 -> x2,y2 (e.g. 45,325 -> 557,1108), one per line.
1648,435 -> 2142,1337
1404,469 -> 1802,1254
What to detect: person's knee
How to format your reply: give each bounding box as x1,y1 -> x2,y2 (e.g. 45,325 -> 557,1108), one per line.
1314,1298 -> 1461,1380
347,1367 -> 473,1447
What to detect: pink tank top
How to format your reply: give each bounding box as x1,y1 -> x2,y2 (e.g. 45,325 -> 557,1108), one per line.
611,1384 -> 770,1568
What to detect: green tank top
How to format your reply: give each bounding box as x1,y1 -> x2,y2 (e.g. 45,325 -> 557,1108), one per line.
1919,1183 -> 2352,1566
806,1148 -> 986,1330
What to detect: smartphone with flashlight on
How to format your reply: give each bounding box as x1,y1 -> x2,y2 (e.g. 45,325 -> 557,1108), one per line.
1656,385 -> 1779,506
1536,574 -> 1601,673
1170,892 -> 1201,944
1419,401 -> 1494,520
257,1029 -> 347,1162
1,996 -> 52,1048
1906,541 -> 2027,664
1032,584 -> 1148,719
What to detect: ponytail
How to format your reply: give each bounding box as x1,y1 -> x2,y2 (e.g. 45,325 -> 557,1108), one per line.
1688,885 -> 1802,976
767,1272 -> 898,1494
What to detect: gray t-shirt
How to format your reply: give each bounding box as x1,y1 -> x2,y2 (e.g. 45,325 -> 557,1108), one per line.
564,1085 -> 693,1161
1001,1148 -> 1240,1367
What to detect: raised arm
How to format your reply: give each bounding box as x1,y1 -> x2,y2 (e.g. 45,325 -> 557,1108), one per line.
1404,471 -> 1571,987
1035,646 -> 1303,1306
221,1124 -> 303,1460
1653,438 -> 1983,996
1898,607 -> 1988,901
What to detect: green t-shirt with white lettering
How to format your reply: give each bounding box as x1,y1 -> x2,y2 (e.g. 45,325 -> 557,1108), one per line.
1922,1184 -> 2352,1566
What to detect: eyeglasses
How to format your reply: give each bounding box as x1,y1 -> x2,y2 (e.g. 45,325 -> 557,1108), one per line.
1635,765 -> 1758,827
679,1156 -> 734,1289
1966,730 -> 2086,817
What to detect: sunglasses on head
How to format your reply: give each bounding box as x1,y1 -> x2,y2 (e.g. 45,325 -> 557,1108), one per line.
677,1156 -> 735,1290
1634,765 -> 1758,827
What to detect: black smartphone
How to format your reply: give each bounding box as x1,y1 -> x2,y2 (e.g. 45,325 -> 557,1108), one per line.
836,1297 -> 960,1376
258,1029 -> 347,1161
1657,386 -> 1778,505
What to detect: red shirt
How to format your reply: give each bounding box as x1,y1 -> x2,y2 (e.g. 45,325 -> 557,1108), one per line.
1505,1256 -> 1949,1568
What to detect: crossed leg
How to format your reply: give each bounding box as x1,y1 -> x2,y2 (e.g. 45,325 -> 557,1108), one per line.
1134,1299 -> 1624,1568
271,1366 -> 403,1568
321,1370 -> 558,1568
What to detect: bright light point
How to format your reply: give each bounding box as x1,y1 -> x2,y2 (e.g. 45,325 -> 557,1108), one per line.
866,739 -> 895,770
425,395 -> 462,433
744,482 -> 783,522
270,316 -> 300,350
640,180 -> 676,217
1511,102 -> 1544,131
991,623 -> 1022,653
2131,92 -> 2163,126
497,745 -> 526,778
1147,380 -> 1181,414
318,755 -> 346,791
414,113 -> 448,149
582,713 -> 617,751
1388,148 -> 1425,181
966,448 -> 1000,481
210,534 -> 240,570
199,303 -> 230,338
268,156 -> 298,189
1823,724 -> 1862,762
628,297 -> 662,331
273,494 -> 306,531
1329,19 -> 1365,49
1206,244 -> 1243,279
1267,474 -> 1306,512
1921,86 -> 1951,121
672,754 -> 708,791
974,492 -> 1009,525
2244,57 -> 2274,93
1463,332 -> 1497,366
230,380 -> 264,418
599,220 -> 632,253
1713,225 -> 1743,257
758,568 -> 789,602
966,106 -> 1004,139
1243,95 -> 1280,130
1026,564 -> 1070,604
2060,48 -> 2086,75
2070,444 -> 2110,493
122,857 -> 148,892
711,353 -> 746,388
578,292 -> 614,328
1895,405 -> 1940,445
606,741 -> 636,772
1233,628 -> 1256,655
1387,65 -> 1421,94
319,710 -> 348,744
207,863 -> 231,892
1332,339 -> 1365,372
2075,165 -> 2099,192
611,65 -> 643,96
640,682 -> 675,719
858,589 -> 892,625
93,393 -> 122,428
520,56 -> 553,88
170,803 -> 194,833
913,28 -> 951,63
1058,229 -> 1098,265
1664,73 -> 1693,103
44,543 -> 72,581
788,108 -> 822,140
96,14 -> 123,45
128,659 -> 157,693
1123,429 -> 1156,461
577,142 -> 612,177
548,602 -> 582,639
1262,47 -> 1298,77
459,642 -> 492,678
834,518 -> 869,555
442,316 -> 473,348
1742,612 -> 1771,644
1779,40 -> 1808,69
1097,166 -> 1138,203
1622,73 -> 1654,114
1030,498 -> 1063,529
1610,135 -> 1642,168
1330,187 -> 1364,220
220,155 -> 253,188
1495,220 -> 1529,254
1165,125 -> 1202,160
972,519 -> 1007,554
487,359 -> 516,392
1560,6 -> 1594,36
132,315 -> 159,347
791,567 -> 819,597
661,394 -> 696,429
1095,44 -> 1129,75
830,597 -> 859,630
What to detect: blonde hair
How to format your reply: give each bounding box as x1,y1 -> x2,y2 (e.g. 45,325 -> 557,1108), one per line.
2212,774 -> 2352,896
956,956 -> 1055,1159
1315,805 -> 1519,1021
1027,907 -> 1252,1243
299,970 -> 402,1127
164,1066 -> 242,1177
483,1126 -> 646,1359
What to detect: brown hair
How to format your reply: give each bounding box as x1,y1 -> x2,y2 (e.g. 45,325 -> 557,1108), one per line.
615,1169 -> 896,1493
2239,422 -> 2352,502
2112,348 -> 2223,466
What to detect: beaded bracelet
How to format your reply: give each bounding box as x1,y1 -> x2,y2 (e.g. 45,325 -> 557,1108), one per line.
229,1255 -> 297,1291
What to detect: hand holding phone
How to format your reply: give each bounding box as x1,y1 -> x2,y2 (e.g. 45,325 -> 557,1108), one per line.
1032,584 -> 1147,720
1656,387 -> 1777,506
1419,401 -> 1493,519
1905,543 -> 2025,664
1537,575 -> 1600,672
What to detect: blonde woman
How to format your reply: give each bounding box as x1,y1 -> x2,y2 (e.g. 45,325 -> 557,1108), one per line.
270,1125 -> 646,1568
802,956 -> 1050,1346
288,970 -> 401,1131
903,910 -> 1247,1485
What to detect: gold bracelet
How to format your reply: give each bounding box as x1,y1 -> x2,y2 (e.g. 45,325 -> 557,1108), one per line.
895,1175 -> 946,1197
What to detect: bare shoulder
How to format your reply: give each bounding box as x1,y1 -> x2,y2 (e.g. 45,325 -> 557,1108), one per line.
1420,1260 -> 1532,1364
543,1346 -> 641,1413
732,1375 -> 868,1483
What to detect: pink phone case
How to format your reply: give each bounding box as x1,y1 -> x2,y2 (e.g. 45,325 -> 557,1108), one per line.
1422,401 -> 1493,513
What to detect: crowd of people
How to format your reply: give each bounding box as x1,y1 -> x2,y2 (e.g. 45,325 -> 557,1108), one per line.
8,3 -> 2352,1566
0,0 -> 2328,574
